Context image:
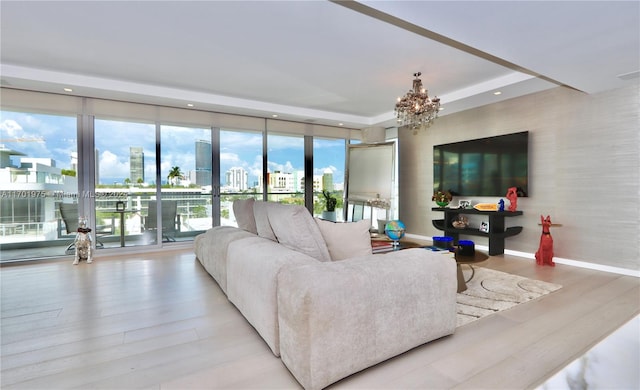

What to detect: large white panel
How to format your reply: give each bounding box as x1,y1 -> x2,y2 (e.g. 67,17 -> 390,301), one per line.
347,143 -> 395,201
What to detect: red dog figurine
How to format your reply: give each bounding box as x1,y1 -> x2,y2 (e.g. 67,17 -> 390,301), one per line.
506,186 -> 518,212
535,215 -> 555,266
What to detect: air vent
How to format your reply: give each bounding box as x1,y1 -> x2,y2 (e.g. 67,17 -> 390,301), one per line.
617,70 -> 640,80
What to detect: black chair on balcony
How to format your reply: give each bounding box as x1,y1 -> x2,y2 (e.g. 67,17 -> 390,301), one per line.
143,200 -> 179,242
59,203 -> 114,253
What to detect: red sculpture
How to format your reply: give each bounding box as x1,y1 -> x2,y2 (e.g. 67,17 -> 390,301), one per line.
506,186 -> 518,212
535,215 -> 555,267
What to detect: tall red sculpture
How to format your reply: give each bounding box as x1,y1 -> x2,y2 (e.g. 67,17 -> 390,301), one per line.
506,187 -> 518,212
535,215 -> 555,267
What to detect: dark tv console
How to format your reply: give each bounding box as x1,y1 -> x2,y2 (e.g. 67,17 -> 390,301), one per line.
432,207 -> 523,255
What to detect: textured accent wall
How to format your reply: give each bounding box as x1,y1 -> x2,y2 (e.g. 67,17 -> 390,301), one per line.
399,83 -> 639,271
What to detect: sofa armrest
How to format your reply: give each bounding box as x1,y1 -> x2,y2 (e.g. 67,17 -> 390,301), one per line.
277,249 -> 457,390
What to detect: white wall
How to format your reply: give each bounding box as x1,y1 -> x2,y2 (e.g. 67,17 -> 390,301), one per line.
399,83 -> 639,271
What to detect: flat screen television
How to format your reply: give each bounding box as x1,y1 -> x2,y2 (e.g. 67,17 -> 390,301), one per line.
433,131 -> 529,197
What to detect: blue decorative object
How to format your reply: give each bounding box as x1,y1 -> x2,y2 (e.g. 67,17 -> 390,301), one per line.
433,236 -> 453,249
498,199 -> 505,212
457,240 -> 475,256
385,220 -> 406,247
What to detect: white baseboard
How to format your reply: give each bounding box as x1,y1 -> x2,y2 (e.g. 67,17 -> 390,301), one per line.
405,233 -> 640,278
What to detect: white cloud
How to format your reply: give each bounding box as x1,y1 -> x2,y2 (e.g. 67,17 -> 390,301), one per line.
268,160 -> 296,173
314,165 -> 337,176
160,151 -> 195,182
250,155 -> 263,178
0,119 -> 24,137
221,152 -> 242,164
98,150 -> 129,183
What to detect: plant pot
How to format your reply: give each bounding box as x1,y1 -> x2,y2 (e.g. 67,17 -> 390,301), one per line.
436,201 -> 450,207
321,210 -> 336,221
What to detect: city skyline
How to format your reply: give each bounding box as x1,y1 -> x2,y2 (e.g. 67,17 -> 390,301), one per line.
1,111 -> 346,189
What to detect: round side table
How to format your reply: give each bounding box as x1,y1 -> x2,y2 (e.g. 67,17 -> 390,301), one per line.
454,251 -> 489,293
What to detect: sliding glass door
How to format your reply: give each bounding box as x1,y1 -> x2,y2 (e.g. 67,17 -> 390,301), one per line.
313,137 -> 346,221
94,119 -> 156,248
219,129 -> 263,225
265,133 -> 304,204
0,110 -> 79,261
159,125 -> 213,241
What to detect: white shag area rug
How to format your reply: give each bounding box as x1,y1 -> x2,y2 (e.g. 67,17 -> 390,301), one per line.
457,267 -> 562,327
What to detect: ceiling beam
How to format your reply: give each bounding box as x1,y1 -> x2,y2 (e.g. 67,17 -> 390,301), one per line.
332,0 -> 582,92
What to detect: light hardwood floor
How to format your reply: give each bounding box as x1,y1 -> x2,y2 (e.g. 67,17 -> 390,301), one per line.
1,249 -> 638,389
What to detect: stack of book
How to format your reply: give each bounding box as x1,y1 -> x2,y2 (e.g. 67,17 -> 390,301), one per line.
371,240 -> 395,253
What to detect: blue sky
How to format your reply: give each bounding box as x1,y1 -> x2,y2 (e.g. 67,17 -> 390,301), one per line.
1,111 -> 345,187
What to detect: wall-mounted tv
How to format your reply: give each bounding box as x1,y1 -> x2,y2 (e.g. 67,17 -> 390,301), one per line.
433,131 -> 529,197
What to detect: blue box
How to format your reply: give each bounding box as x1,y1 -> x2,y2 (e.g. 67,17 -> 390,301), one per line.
433,236 -> 453,249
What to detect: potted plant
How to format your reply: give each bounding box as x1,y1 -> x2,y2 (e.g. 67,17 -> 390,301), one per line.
432,190 -> 453,207
321,190 -> 338,221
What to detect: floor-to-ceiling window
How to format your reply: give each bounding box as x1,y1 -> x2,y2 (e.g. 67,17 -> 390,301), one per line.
1,89 -> 359,262
219,129 -> 263,226
94,119 -> 157,248
160,125 -> 212,241
0,110 -> 79,260
313,137 -> 346,221
266,133 -> 305,204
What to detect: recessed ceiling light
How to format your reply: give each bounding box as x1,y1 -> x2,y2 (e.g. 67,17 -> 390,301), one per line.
439,107 -> 445,111
63,88 -> 73,92
187,103 -> 194,107
272,114 -> 278,118
493,91 -> 502,95
338,123 -> 344,126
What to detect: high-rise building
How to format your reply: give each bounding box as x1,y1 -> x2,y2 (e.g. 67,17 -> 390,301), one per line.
129,147 -> 144,184
226,167 -> 248,191
322,169 -> 334,191
195,140 -> 212,186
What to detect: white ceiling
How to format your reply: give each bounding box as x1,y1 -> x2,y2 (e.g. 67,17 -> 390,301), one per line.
1,1 -> 638,129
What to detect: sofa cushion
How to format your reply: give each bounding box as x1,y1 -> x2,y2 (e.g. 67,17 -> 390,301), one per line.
233,198 -> 258,234
267,203 -> 331,263
253,201 -> 277,241
315,218 -> 373,261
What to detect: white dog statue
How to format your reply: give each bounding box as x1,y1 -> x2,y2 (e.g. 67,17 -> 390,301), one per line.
73,217 -> 93,265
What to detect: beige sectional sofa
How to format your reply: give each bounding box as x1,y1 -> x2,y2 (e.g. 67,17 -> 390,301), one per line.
194,199 -> 457,390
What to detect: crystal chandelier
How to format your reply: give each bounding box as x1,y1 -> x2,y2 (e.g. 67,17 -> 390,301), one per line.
394,72 -> 441,130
